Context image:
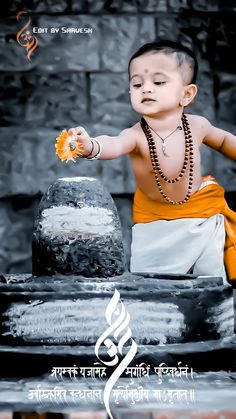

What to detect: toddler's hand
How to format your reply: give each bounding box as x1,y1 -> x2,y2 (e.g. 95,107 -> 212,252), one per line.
55,126 -> 92,163
68,126 -> 91,152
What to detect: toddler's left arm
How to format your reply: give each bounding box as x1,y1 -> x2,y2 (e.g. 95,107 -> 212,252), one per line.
201,117 -> 236,160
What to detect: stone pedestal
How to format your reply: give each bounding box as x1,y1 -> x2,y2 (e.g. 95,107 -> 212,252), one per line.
0,272 -> 235,412
32,177 -> 126,277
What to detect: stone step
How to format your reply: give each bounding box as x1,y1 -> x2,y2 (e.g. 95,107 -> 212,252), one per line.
0,273 -> 233,347
0,334 -> 236,379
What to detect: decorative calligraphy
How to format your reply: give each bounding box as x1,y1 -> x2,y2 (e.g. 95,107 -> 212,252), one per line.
16,10 -> 39,61
28,362 -> 195,408
95,289 -> 137,419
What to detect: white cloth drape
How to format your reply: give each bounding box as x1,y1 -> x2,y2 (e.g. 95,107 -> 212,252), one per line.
130,213 -> 227,282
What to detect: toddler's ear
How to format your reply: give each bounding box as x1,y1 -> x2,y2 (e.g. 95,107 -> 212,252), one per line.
182,84 -> 198,106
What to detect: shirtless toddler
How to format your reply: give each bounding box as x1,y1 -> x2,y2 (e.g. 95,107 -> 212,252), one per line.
67,40 -> 236,281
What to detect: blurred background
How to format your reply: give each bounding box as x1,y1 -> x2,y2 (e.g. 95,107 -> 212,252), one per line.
0,0 -> 236,274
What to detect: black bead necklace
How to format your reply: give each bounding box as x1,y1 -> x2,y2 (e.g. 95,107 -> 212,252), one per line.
140,113 -> 194,205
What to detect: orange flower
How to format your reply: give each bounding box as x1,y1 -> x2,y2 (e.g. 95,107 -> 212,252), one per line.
55,130 -> 84,162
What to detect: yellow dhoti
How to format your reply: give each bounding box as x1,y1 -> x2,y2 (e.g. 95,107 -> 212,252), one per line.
131,176 -> 236,281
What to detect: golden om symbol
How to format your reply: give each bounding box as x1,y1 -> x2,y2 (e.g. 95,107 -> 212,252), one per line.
16,10 -> 39,61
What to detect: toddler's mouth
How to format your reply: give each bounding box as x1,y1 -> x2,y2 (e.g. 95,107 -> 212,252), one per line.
141,98 -> 156,103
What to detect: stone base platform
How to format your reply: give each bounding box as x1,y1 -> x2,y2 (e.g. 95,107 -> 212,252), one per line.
0,366 -> 236,412
0,272 -> 235,374
0,273 -> 234,347
0,272 -> 235,414
0,334 -> 236,378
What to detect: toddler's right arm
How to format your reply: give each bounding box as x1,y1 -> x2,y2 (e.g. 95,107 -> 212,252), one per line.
68,126 -> 137,160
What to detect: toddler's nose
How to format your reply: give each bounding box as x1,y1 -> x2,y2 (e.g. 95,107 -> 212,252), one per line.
142,82 -> 153,93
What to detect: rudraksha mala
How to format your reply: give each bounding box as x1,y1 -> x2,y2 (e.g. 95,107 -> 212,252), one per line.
140,113 -> 194,205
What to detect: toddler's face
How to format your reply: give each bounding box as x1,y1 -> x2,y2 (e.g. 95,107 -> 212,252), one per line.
129,51 -> 186,116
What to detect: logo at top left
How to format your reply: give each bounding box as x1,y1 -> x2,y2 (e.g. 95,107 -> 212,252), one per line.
16,10 -> 39,61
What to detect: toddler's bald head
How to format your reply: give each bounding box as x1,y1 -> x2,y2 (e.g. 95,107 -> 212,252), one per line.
128,40 -> 198,85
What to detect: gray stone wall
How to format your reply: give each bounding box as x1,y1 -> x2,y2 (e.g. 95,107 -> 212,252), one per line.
1,0 -> 236,273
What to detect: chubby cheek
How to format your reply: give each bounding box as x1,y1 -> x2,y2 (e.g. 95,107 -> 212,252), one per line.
129,93 -> 140,110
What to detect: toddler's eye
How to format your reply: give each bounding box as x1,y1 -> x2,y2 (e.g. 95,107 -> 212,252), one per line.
154,81 -> 166,85
133,83 -> 142,88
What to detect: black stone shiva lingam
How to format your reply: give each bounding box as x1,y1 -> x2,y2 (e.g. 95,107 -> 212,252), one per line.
0,177 -> 235,413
